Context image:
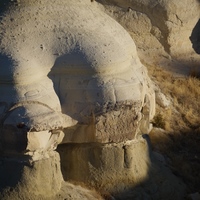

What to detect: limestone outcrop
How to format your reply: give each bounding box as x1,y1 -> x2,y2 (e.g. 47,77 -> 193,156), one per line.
99,0 -> 200,74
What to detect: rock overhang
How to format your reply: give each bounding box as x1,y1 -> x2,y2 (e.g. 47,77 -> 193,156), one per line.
0,0 -> 155,153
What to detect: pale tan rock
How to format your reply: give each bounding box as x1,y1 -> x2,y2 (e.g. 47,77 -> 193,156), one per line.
0,152 -> 63,200
58,136 -> 186,199
0,0 -> 156,199
58,136 -> 151,193
153,83 -> 171,108
100,0 -> 200,75
0,0 -> 155,146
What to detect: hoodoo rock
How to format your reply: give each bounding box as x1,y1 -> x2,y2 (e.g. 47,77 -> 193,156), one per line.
0,0 -> 156,198
0,0 -> 155,145
0,0 -> 186,199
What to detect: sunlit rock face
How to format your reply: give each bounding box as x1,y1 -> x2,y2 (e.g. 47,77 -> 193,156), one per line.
99,0 -> 200,74
0,0 -> 155,198
0,0 -> 155,151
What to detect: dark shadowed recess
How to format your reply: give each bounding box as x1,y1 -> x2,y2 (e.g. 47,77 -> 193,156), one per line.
0,155 -> 32,194
190,19 -> 200,54
0,0 -> 22,16
0,0 -> 13,14
150,129 -> 200,193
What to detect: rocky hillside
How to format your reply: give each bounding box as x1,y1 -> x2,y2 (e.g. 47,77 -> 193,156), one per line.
98,0 -> 200,199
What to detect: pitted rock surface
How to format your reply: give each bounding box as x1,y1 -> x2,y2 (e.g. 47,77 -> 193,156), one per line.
0,0 -> 155,147
2,1 -> 190,200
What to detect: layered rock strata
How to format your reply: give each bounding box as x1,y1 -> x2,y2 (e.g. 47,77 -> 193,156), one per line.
0,0 -> 155,145
58,138 -> 151,193
0,0 -> 156,198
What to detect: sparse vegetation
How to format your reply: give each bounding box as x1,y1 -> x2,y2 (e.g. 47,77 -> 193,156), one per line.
147,65 -> 200,194
148,65 -> 200,132
152,113 -> 165,129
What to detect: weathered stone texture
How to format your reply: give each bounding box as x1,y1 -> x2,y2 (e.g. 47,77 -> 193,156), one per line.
0,152 -> 63,200
58,137 -> 151,193
0,0 -> 155,147
99,0 -> 200,73
0,0 -> 191,199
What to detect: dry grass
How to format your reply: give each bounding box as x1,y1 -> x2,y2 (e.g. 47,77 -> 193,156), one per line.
148,65 -> 200,132
147,65 -> 200,193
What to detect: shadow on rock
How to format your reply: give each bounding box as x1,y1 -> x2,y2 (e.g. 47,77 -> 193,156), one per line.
57,134 -> 187,200
0,155 -> 32,193
190,19 -> 200,54
150,128 -> 200,195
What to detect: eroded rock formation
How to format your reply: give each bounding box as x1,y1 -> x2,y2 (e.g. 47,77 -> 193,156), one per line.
0,0 -> 155,146
0,0 -> 189,199
99,0 -> 200,74
0,0 -> 156,199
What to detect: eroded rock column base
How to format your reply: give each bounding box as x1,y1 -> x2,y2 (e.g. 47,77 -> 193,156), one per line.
58,136 -> 151,194
0,152 -> 63,200
58,136 -> 186,199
